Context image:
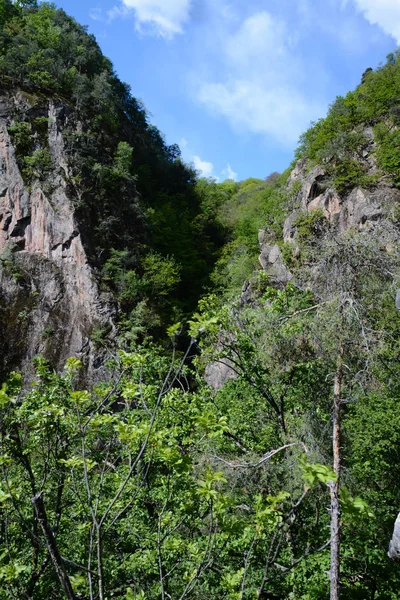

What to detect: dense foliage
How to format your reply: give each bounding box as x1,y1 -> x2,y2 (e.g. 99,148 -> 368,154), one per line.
195,173 -> 291,298
3,245 -> 400,598
2,2 -> 400,599
296,51 -> 400,192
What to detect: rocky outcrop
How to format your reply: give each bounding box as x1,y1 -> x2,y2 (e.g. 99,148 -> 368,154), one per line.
259,137 -> 400,288
389,513 -> 400,561
258,230 -> 292,286
283,148 -> 400,244
204,359 -> 236,391
0,94 -> 115,383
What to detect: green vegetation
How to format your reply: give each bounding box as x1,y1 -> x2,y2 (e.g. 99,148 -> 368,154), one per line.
2,2 -> 400,599
297,50 -> 400,190
374,123 -> 400,186
293,208 -> 325,241
197,174 -> 289,296
24,147 -> 53,181
3,240 -> 400,598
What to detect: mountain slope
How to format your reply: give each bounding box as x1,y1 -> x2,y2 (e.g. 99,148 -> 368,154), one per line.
0,1 -> 225,380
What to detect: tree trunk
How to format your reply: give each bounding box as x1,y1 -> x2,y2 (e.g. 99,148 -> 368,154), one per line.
97,526 -> 105,600
32,493 -> 77,600
329,344 -> 343,600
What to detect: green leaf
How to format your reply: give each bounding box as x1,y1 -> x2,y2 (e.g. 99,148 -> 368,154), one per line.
0,384 -> 10,409
298,455 -> 337,488
167,321 -> 181,338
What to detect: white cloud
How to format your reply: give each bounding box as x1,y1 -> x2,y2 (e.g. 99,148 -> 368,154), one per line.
107,5 -> 131,21
121,0 -> 192,38
225,12 -> 286,68
193,155 -> 215,178
199,81 -> 320,146
197,11 -> 324,146
352,0 -> 400,43
89,8 -> 104,21
89,5 -> 131,23
221,163 -> 238,181
220,3 -> 239,23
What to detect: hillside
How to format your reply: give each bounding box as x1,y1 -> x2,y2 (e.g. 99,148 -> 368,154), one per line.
1,2 -> 400,600
0,1 -> 226,382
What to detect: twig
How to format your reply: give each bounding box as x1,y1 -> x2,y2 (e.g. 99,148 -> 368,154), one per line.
214,442 -> 305,469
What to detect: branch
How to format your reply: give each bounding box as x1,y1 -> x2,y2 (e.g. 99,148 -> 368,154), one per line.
273,540 -> 331,576
278,302 -> 325,322
214,442 -> 305,469
31,493 -> 77,600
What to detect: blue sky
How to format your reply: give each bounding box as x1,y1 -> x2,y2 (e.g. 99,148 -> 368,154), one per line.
54,0 -> 399,181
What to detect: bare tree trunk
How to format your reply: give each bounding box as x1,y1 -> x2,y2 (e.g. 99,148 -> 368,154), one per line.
96,526 -> 104,600
329,344 -> 343,600
32,493 -> 77,600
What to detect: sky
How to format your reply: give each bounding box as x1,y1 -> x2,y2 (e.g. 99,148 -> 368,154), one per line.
52,0 -> 400,181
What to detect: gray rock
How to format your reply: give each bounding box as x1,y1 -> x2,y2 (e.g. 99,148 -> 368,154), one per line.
0,93 -> 115,384
388,513 -> 400,561
396,290 -> 400,311
240,280 -> 253,306
258,238 -> 292,287
283,210 -> 301,243
282,148 -> 400,245
204,359 -> 236,391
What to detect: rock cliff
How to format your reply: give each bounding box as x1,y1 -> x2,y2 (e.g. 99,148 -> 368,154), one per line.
258,131 -> 400,289
0,93 -> 115,382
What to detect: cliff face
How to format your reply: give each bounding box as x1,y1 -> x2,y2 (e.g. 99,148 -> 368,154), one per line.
206,147 -> 400,389
258,130 -> 400,290
0,93 -> 115,382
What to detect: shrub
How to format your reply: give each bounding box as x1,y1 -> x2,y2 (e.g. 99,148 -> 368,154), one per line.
24,148 -> 53,181
293,208 -> 326,241
374,123 -> 400,186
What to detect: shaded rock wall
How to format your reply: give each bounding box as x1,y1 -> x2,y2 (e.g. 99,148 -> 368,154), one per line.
0,94 -> 116,383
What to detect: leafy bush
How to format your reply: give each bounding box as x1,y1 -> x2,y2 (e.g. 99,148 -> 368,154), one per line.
8,121 -> 33,163
296,52 -> 400,194
331,157 -> 367,194
23,148 -> 52,181
375,123 -> 400,186
293,208 -> 326,241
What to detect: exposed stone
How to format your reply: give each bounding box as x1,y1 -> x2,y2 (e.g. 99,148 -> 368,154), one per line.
301,166 -> 327,207
258,241 -> 292,286
281,151 -> 400,247
204,358 -> 236,391
240,280 -> 253,306
0,94 -> 115,383
389,513 -> 400,561
287,157 -> 307,185
307,188 -> 342,220
283,210 -> 301,243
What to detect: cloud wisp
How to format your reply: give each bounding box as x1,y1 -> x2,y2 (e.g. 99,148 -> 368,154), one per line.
119,0 -> 192,38
191,154 -> 238,181
221,164 -> 238,181
196,10 -> 324,147
193,155 -> 214,178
